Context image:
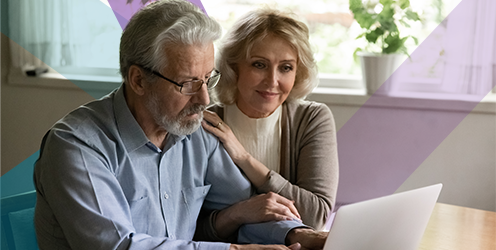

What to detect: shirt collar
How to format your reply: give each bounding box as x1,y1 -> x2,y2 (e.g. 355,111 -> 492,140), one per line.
113,85 -> 191,153
113,85 -> 151,153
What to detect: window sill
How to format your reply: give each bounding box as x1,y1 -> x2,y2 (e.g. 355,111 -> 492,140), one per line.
8,71 -> 496,114
309,87 -> 496,114
7,69 -> 121,92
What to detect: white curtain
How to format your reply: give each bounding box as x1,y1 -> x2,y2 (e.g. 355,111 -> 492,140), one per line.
8,0 -> 91,70
441,0 -> 496,95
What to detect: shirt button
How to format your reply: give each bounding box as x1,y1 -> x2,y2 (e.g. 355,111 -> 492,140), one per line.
164,192 -> 169,199
169,234 -> 175,239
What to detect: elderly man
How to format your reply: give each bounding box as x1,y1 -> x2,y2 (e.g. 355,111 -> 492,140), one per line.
33,0 -> 326,249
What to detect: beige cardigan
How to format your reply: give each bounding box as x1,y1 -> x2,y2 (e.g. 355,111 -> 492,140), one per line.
209,100 -> 339,230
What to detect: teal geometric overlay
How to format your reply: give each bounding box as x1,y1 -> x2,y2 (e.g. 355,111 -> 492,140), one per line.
0,0 -> 206,198
1,151 -> 38,198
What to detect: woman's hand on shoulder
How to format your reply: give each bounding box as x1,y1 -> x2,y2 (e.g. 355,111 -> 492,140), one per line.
202,110 -> 250,163
202,110 -> 272,188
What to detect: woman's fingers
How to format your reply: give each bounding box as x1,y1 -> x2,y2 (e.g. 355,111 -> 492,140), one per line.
230,192 -> 302,224
265,192 -> 301,220
202,110 -> 228,137
287,243 -> 302,250
266,206 -> 299,222
259,193 -> 301,221
202,111 -> 218,126
203,110 -> 223,128
279,199 -> 301,220
202,110 -> 219,121
201,120 -> 221,136
202,110 -> 233,133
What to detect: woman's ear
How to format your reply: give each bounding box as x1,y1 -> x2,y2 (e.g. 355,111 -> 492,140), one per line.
128,65 -> 147,96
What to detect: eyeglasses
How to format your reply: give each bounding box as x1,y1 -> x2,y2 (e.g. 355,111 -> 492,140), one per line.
140,65 -> 221,95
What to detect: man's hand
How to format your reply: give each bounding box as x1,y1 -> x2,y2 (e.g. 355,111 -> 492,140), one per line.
286,228 -> 328,250
230,243 -> 302,250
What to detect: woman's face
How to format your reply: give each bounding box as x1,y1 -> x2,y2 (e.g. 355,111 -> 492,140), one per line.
235,34 -> 297,118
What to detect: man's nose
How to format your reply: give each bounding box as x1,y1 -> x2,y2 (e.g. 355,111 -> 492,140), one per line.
191,83 -> 210,106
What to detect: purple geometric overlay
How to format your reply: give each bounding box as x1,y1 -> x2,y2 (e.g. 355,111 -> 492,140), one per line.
107,0 -> 207,29
1,0 -> 494,206
336,0 -> 496,204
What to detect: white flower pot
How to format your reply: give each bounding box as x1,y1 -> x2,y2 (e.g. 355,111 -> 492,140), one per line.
358,52 -> 405,95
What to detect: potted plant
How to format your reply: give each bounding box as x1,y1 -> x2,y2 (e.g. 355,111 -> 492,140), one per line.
349,0 -> 421,95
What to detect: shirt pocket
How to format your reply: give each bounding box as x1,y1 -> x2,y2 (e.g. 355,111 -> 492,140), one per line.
129,194 -> 151,234
181,185 -> 211,232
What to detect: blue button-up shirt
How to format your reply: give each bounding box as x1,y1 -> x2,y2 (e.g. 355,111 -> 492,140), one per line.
33,86 -> 303,250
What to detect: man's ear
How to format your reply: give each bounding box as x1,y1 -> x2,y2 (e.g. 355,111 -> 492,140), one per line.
128,65 -> 147,96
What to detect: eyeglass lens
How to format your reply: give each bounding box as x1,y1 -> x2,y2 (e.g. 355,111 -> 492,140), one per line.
182,71 -> 221,94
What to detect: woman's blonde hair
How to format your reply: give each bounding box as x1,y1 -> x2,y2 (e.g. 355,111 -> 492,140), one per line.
212,8 -> 318,105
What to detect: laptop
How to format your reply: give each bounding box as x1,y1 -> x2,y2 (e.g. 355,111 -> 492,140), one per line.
323,183 -> 443,250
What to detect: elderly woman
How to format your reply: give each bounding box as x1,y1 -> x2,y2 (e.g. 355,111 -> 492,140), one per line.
201,8 -> 338,236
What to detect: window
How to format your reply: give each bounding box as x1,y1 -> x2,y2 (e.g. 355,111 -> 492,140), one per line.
388,0 -> 496,99
11,0 -> 489,97
8,0 -> 121,80
203,0 -> 462,90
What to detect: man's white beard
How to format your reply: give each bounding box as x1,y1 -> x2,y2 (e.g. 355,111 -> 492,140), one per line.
145,91 -> 205,136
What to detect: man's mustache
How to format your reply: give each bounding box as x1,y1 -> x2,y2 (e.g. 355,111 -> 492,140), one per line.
181,104 -> 206,117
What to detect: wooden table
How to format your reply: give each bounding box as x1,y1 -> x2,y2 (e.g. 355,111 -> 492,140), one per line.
418,203 -> 496,250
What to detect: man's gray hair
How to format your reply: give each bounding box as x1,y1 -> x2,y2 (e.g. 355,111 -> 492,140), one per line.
119,0 -> 221,82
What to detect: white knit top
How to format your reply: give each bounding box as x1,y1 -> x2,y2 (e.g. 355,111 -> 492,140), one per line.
224,104 -> 282,173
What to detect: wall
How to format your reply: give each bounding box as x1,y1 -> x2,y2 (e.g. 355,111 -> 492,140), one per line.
1,34 -> 96,196
395,103 -> 495,211
310,92 -> 496,212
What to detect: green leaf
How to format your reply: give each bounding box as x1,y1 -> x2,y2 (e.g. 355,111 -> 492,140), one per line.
353,48 -> 363,62
378,4 -> 394,19
365,28 -> 385,44
399,19 -> 411,28
384,34 -> 399,45
398,46 -> 411,58
398,0 -> 410,9
405,9 -> 421,21
383,34 -> 407,54
351,0 -> 420,54
377,5 -> 395,30
380,0 -> 394,6
379,18 -> 398,32
356,33 -> 366,39
365,32 -> 379,44
354,11 -> 376,29
411,36 -> 419,45
349,0 -> 363,12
